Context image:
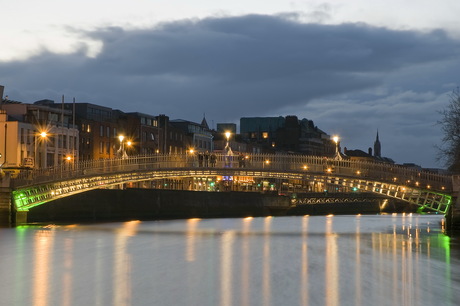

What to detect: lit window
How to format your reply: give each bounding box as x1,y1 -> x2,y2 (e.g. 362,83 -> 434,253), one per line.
262,132 -> 269,139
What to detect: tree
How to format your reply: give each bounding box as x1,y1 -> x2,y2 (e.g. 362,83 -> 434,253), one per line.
438,87 -> 460,172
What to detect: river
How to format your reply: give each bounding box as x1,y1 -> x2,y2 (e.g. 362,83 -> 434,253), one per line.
0,214 -> 458,306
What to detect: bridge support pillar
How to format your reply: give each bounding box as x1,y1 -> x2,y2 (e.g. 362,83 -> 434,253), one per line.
14,211 -> 27,225
445,196 -> 460,232
0,187 -> 12,226
447,175 -> 460,231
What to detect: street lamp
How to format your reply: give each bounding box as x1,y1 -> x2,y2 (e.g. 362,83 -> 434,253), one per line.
332,135 -> 342,160
34,131 -> 48,169
224,131 -> 233,166
117,135 -> 128,159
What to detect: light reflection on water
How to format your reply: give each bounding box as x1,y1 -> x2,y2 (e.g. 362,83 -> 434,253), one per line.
0,214 -> 458,306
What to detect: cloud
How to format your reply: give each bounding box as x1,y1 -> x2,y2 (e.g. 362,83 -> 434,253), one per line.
1,14 -> 460,167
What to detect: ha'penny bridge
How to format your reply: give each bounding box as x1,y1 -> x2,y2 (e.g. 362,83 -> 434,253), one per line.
0,153 -> 456,224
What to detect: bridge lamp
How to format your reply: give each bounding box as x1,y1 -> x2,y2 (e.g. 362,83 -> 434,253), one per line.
303,165 -> 308,170
356,170 -> 361,175
66,156 -> 72,162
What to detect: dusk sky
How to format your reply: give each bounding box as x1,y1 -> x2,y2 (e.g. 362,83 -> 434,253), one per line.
1,0 -> 460,168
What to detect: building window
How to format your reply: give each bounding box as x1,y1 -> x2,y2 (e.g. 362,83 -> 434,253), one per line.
100,142 -> 104,154
106,142 -> 110,154
107,126 -> 110,137
262,132 -> 269,139
100,125 -> 104,137
86,124 -> 91,133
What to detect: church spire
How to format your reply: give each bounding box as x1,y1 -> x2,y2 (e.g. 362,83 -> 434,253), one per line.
374,130 -> 381,157
201,113 -> 209,129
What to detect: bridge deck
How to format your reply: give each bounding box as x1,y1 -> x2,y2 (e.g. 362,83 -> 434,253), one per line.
9,153 -> 454,214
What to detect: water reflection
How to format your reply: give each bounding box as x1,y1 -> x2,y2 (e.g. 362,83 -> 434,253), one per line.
113,221 -> 139,306
263,216 -> 272,306
62,238 -> 73,306
33,228 -> 54,306
301,216 -> 309,306
355,215 -> 361,306
0,215 -> 457,306
220,230 -> 235,306
241,217 -> 252,306
186,218 -> 200,262
325,215 -> 339,306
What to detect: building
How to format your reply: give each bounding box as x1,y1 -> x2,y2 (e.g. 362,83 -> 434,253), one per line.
116,112 -> 161,156
0,95 -> 79,169
344,132 -> 394,164
169,117 -> 213,153
50,102 -> 117,161
216,123 -> 237,134
240,116 -> 284,150
240,116 -> 334,155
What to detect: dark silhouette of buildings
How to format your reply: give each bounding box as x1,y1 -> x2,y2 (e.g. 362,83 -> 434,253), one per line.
240,116 -> 335,156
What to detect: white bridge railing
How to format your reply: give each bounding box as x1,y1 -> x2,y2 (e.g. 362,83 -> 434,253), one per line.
11,153 -> 452,192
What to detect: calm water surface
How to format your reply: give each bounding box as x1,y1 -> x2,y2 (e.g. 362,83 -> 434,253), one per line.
0,214 -> 458,306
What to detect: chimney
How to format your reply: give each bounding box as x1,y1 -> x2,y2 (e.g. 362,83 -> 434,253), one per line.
368,147 -> 372,156
0,85 -> 4,113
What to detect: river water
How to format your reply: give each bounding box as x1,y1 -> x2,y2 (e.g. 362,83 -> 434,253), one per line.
0,214 -> 458,306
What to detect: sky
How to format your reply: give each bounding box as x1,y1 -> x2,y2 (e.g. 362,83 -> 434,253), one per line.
1,0 -> 460,168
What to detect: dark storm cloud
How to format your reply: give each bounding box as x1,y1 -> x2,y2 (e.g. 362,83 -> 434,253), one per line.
1,14 -> 460,166
2,14 -> 459,116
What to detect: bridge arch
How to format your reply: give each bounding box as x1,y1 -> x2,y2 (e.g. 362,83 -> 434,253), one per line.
10,153 -> 453,214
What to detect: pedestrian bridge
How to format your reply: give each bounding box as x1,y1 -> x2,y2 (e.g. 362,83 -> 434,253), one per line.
10,153 -> 453,214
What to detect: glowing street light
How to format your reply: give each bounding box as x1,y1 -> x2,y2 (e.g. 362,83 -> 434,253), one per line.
35,130 -> 48,169
117,135 -> 128,159
332,135 -> 342,160
224,131 -> 233,163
